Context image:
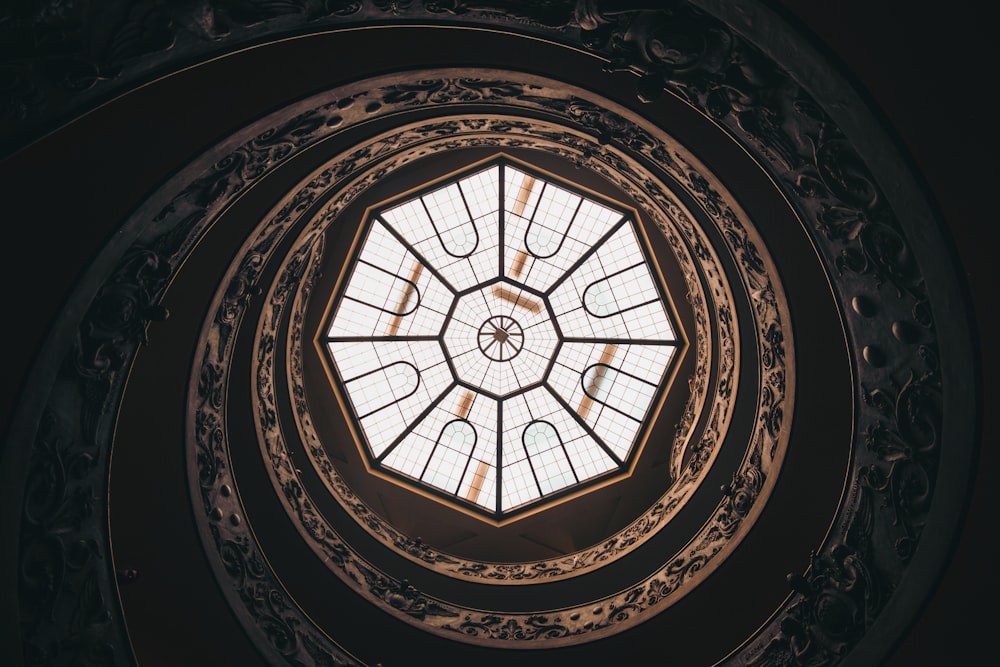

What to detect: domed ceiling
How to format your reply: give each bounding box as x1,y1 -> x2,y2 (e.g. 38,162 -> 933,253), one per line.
1,2 -> 992,666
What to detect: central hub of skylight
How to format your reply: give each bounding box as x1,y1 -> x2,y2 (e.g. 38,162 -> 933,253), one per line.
444,281 -> 558,396
320,156 -> 684,522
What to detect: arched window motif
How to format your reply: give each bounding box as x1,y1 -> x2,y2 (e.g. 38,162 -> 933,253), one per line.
345,260 -> 421,316
344,361 -> 420,419
421,419 -> 478,493
580,363 -> 657,421
524,186 -> 581,259
423,184 -> 480,258
583,262 -> 659,318
522,420 -> 577,495
522,420 -> 560,455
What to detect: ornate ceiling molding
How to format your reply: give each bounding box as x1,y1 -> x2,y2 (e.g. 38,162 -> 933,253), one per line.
5,2 -> 976,666
279,121 -> 727,583
188,70 -> 789,649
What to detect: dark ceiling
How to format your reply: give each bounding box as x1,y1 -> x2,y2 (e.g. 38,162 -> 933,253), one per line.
1,1 -> 996,665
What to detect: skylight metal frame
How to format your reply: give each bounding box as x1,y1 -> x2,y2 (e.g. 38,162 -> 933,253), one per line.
316,154 -> 687,524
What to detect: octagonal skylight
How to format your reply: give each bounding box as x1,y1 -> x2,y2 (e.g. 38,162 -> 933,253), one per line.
320,156 -> 684,521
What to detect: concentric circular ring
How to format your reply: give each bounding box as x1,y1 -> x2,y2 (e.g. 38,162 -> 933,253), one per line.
218,70 -> 790,648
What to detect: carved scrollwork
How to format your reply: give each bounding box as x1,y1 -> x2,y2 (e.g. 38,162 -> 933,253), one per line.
860,369 -> 942,560
18,240 -> 174,664
748,543 -> 881,667
75,248 -> 171,383
184,73 -> 786,648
